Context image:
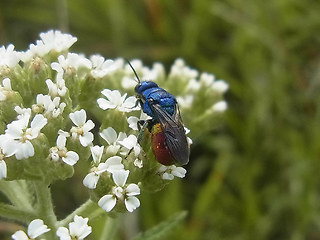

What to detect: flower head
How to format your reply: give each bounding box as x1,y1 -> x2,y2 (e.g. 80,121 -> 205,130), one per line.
118,135 -> 141,157
3,112 -> 47,160
12,219 -> 50,240
98,170 -> 140,212
56,215 -> 92,240
83,155 -> 124,189
97,89 -> 138,112
90,56 -> 122,78
32,94 -> 66,118
158,165 -> 187,180
69,109 -> 95,147
22,30 -> 77,61
99,127 -> 127,155
0,44 -> 20,68
49,135 -> 79,166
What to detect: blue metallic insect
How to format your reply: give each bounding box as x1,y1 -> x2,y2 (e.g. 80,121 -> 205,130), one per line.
127,61 -> 190,166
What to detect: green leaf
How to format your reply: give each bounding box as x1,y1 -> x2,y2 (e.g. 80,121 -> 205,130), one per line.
132,211 -> 188,240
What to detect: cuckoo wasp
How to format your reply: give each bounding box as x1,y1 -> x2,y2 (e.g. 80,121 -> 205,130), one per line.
127,61 -> 189,166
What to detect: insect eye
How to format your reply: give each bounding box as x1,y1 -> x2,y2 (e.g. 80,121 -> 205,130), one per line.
134,83 -> 142,93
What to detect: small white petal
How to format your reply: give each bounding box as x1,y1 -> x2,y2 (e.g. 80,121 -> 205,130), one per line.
56,227 -> 71,240
118,135 -> 137,149
97,98 -> 116,110
112,170 -> 129,187
28,219 -> 50,238
57,135 -> 67,149
58,130 -> 70,137
127,116 -> 139,131
125,196 -> 140,212
101,89 -> 113,99
162,172 -> 174,180
98,195 -> 117,212
62,151 -> 79,166
15,141 -> 34,160
104,156 -> 124,172
171,167 -> 187,178
79,132 -> 94,147
82,120 -> 95,132
30,114 -> 47,130
83,172 -> 100,189
120,96 -> 137,110
11,230 -> 28,240
1,139 -> 17,157
69,109 -> 86,126
126,184 -> 140,196
100,127 -> 117,145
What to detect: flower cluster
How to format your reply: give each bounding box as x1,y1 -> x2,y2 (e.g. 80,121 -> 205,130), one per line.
0,30 -> 227,239
11,216 -> 92,240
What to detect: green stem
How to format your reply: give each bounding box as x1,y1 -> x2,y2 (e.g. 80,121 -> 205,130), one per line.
33,180 -> 57,239
99,215 -> 119,240
0,203 -> 36,223
0,180 -> 33,209
58,199 -> 101,227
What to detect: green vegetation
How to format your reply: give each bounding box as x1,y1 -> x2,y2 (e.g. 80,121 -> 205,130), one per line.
1,0 -> 320,239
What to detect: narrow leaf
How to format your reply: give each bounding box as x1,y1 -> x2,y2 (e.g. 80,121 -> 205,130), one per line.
133,211 -> 188,240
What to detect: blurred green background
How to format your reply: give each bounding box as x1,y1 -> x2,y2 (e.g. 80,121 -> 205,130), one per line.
1,0 -> 320,239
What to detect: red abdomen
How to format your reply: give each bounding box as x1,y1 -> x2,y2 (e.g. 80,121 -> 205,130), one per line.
151,123 -> 174,165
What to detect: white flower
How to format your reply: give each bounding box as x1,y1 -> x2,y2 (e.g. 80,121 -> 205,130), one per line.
176,95 -> 194,109
45,78 -> 67,97
0,44 -> 20,68
98,170 -> 140,212
158,165 -> 187,180
49,135 -> 79,166
14,106 -> 32,118
33,94 -> 66,118
200,72 -> 215,86
90,56 -> 122,78
212,80 -> 229,93
12,219 -> 50,240
0,78 -> 12,101
4,113 -> 47,160
56,215 -> 92,240
118,135 -> 141,157
83,156 -> 124,189
39,30 -> 77,52
97,89 -> 139,112
46,62 -> 68,97
90,145 -> 104,164
21,30 -> 77,61
186,78 -> 201,92
69,109 -> 95,147
53,53 -> 92,73
212,100 -> 227,112
169,58 -> 198,80
133,158 -> 143,168
99,127 -> 126,155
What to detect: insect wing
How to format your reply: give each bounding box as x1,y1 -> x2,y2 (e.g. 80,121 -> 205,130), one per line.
150,103 -> 190,165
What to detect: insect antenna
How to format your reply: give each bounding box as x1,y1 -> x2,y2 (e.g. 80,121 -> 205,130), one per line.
125,59 -> 141,83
